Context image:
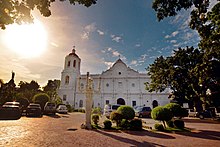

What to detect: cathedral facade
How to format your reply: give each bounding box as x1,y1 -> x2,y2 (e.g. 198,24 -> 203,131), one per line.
58,48 -> 170,109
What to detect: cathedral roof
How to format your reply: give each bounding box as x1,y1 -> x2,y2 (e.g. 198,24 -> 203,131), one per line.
67,46 -> 80,59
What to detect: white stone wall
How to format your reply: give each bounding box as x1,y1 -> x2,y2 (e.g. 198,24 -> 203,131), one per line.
58,51 -> 170,110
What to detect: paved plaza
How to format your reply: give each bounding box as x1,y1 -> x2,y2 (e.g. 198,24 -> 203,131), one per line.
0,113 -> 220,147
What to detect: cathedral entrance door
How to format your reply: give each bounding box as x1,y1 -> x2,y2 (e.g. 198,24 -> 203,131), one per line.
117,98 -> 125,105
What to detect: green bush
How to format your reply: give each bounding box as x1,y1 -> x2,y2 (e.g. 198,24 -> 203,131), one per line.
33,93 -> 49,110
166,120 -> 174,128
180,108 -> 189,118
117,105 -> 135,120
174,119 -> 185,129
110,111 -> 123,127
151,106 -> 172,128
103,120 -> 112,129
78,108 -> 85,113
66,104 -> 73,112
164,103 -> 182,117
154,123 -> 164,131
92,107 -> 102,115
120,119 -> 130,129
92,114 -> 99,125
130,118 -> 142,131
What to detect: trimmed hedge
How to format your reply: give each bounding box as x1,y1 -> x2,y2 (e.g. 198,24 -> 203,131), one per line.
130,118 -> 142,131
103,120 -> 112,129
110,111 -> 123,127
92,114 -> 99,125
154,123 -> 164,131
117,105 -> 135,120
174,119 -> 185,129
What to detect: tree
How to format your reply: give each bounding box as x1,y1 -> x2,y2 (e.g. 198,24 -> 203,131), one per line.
146,47 -> 204,107
0,0 -> 97,29
17,80 -> 41,102
33,93 -> 49,110
149,0 -> 220,110
151,106 -> 172,128
43,79 -> 61,103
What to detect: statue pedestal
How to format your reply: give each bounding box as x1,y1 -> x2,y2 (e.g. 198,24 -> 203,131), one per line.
85,94 -> 92,129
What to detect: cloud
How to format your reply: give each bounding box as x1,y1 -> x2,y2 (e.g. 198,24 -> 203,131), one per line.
157,50 -> 162,54
165,31 -> 179,39
170,40 -> 177,44
111,34 -> 122,43
104,47 -> 126,60
50,42 -> 59,47
104,61 -> 114,68
81,23 -> 96,40
130,60 -> 137,65
135,44 -> 141,47
97,30 -> 104,35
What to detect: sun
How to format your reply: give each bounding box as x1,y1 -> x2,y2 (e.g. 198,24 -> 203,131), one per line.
4,20 -> 48,58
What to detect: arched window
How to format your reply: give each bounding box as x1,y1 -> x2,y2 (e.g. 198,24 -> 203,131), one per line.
79,100 -> 83,107
67,61 -> 70,67
65,75 -> 69,84
73,60 -> 76,67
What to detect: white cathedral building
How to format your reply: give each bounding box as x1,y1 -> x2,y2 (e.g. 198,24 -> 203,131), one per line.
58,48 -> 170,109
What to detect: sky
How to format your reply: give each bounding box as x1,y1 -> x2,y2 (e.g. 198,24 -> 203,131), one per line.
0,0 -> 217,87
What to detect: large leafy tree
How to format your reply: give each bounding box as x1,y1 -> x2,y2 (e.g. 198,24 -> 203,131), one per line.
17,80 -> 41,102
146,47 -> 204,108
150,0 -> 220,109
43,79 -> 61,104
0,0 -> 97,29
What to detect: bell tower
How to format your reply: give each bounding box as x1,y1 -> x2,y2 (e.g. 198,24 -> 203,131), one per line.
58,46 -> 81,105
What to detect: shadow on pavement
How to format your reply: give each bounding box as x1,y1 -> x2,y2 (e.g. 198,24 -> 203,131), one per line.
183,118 -> 220,124
46,114 -> 61,118
176,129 -> 220,140
94,129 -> 156,147
123,130 -> 175,139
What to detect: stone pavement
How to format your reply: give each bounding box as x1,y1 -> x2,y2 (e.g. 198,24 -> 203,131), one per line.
0,113 -> 220,147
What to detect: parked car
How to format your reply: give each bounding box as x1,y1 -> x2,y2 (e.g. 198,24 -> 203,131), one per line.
103,104 -> 121,118
188,109 -> 198,117
3,101 -> 21,109
0,102 -> 21,120
44,102 -> 56,115
56,104 -> 68,114
26,103 -> 42,117
134,106 -> 152,118
197,108 -> 217,119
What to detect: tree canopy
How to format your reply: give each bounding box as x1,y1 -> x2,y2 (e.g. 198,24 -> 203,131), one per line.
0,0 -> 97,29
149,0 -> 220,109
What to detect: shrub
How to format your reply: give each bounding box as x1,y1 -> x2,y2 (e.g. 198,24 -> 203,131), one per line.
103,120 -> 112,129
130,118 -> 142,131
120,119 -> 130,129
78,108 -> 85,113
180,108 -> 189,118
110,111 -> 123,127
174,119 -> 185,129
66,104 -> 73,112
154,123 -> 164,131
164,103 -> 182,117
166,120 -> 174,128
92,107 -> 102,115
151,106 -> 172,128
92,114 -> 99,125
117,105 -> 135,120
33,93 -> 49,110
